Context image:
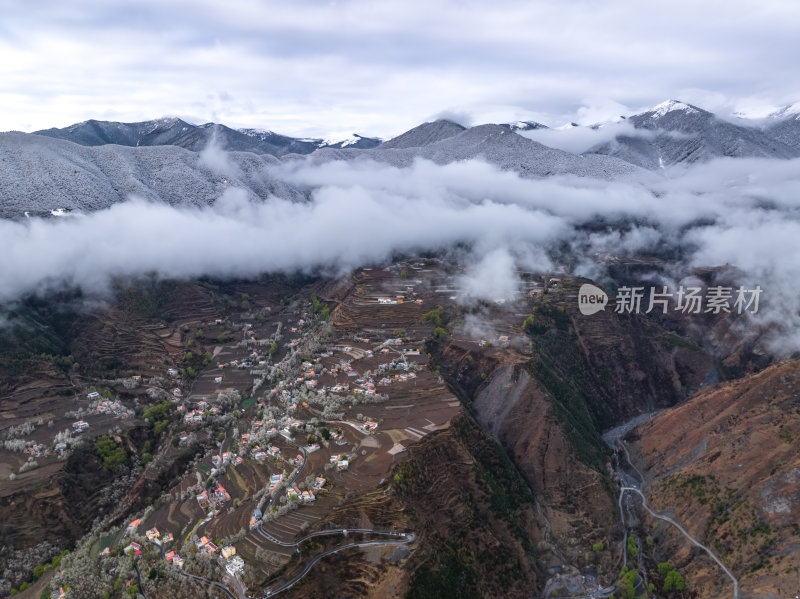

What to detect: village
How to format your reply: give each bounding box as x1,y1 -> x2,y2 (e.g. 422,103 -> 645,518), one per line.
2,258 -> 550,598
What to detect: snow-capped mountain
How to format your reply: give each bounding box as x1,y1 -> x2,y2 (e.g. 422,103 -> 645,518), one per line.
0,118 -> 644,219
34,119 -> 380,157
586,99 -> 800,168
502,120 -> 549,132
5,101 -> 800,219
295,122 -> 646,180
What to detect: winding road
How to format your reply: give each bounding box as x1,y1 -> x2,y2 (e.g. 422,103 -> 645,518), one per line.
177,569 -> 237,599
252,436 -> 414,597
249,389 -> 415,596
136,535 -> 238,599
548,420 -> 740,599
257,525 -> 409,547
261,535 -> 414,597
133,562 -> 147,599
619,486 -> 738,599
613,433 -> 738,599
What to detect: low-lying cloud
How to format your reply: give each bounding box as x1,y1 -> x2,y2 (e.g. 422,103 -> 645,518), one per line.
517,121 -> 694,155
3,153 -> 800,354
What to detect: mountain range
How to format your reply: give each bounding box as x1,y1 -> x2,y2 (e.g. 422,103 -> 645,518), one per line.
2,100 -> 800,218
34,117 -> 382,156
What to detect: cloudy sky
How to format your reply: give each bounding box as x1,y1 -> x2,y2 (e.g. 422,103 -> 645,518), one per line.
1,0 -> 800,138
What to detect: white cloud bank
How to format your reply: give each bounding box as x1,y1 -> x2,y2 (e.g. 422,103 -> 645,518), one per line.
2,154 -> 800,351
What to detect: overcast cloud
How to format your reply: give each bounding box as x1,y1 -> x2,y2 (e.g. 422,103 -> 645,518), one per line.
1,0 -> 800,136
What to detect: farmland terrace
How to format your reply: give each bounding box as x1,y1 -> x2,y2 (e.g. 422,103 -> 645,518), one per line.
3,260 -> 543,598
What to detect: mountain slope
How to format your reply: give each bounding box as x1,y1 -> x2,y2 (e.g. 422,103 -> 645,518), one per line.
378,119 -> 467,149
587,100 -> 800,169
764,104 -> 800,150
627,358 -> 800,597
0,132 -> 303,218
296,123 -> 649,180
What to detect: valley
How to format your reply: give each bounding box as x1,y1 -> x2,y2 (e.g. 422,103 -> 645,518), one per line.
3,101 -> 800,599
2,256 -> 798,599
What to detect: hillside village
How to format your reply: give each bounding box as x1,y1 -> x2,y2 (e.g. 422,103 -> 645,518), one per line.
1,257 -> 535,598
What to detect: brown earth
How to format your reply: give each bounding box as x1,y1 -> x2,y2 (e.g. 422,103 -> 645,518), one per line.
628,358 -> 800,598
1,265 -> 791,598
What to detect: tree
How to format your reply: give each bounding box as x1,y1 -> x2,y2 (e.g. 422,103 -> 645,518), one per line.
663,570 -> 685,592
657,562 -> 674,576
626,534 -> 638,559
153,420 -> 169,437
95,435 -> 127,471
523,313 -> 536,333
421,306 -> 445,327
617,566 -> 638,599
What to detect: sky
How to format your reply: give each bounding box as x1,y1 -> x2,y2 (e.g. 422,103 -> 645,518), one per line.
2,0 -> 800,138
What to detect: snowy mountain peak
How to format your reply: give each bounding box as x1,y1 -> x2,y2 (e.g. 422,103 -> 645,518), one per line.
239,128 -> 278,141
321,134 -> 361,147
317,133 -> 382,149
769,102 -> 800,120
504,120 -> 549,131
650,100 -> 700,118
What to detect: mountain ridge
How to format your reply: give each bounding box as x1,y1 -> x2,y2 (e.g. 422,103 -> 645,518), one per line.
33,118 -> 382,157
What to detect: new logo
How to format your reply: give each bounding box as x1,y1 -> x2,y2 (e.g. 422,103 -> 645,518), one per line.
578,283 -> 608,315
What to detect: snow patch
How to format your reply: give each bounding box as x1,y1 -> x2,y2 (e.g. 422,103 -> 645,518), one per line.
240,128 -> 276,141
651,100 -> 699,118
322,134 -> 361,147
769,102 -> 800,120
